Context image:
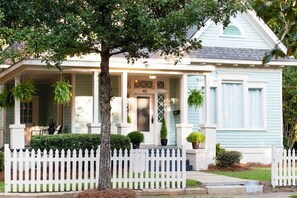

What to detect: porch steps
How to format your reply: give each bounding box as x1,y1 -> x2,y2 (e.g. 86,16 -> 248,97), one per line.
187,171 -> 263,195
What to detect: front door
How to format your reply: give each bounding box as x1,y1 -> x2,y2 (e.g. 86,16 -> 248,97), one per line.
134,95 -> 154,144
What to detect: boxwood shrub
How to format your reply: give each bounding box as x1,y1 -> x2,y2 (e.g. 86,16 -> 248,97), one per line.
31,134 -> 131,151
216,150 -> 242,168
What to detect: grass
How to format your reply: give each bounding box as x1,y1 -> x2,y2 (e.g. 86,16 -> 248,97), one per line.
208,167 -> 271,182
290,194 -> 297,198
0,182 -> 4,192
186,179 -> 200,187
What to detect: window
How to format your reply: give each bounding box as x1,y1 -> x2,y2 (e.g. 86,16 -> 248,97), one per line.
248,88 -> 263,128
222,83 -> 243,128
200,87 -> 217,125
223,24 -> 241,36
21,102 -> 33,124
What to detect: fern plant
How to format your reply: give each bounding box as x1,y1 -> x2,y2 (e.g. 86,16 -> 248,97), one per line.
12,80 -> 36,102
0,88 -> 14,108
53,80 -> 72,104
188,88 -> 204,109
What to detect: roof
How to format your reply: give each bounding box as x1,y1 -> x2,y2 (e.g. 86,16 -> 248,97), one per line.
186,46 -> 295,62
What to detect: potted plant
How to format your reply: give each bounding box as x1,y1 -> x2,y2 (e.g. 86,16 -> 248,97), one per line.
186,132 -> 205,149
12,80 -> 36,102
127,131 -> 144,149
160,117 -> 168,146
52,80 -> 72,104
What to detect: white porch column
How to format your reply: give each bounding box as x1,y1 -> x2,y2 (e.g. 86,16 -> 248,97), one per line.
117,71 -> 132,135
176,74 -> 193,149
204,73 -> 211,124
9,75 -> 25,149
87,71 -> 101,134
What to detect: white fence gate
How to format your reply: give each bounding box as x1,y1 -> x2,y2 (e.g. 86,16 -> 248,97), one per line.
4,144 -> 186,193
271,146 -> 297,187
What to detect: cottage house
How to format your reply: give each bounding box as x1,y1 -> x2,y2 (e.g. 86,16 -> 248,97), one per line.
0,10 -> 295,168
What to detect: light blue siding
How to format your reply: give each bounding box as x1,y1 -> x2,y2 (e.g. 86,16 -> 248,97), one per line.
198,13 -> 272,49
216,69 -> 282,148
169,79 -> 180,145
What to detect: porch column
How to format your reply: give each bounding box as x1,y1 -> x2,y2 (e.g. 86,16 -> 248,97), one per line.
204,73 -> 211,124
87,71 -> 101,134
117,71 -> 132,135
176,74 -> 193,149
9,75 -> 25,149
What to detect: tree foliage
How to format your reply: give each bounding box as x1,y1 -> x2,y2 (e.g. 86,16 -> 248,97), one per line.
252,1 -> 297,148
251,0 -> 297,62
282,66 -> 297,149
0,0 -> 243,189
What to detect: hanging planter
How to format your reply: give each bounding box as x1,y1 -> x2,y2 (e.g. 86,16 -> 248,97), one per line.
0,89 -> 14,108
12,80 -> 36,102
52,80 -> 72,105
188,88 -> 204,109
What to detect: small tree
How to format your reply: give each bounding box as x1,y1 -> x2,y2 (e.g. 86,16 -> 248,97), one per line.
160,117 -> 168,140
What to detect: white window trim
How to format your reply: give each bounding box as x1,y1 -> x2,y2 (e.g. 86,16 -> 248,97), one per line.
217,75 -> 247,129
216,75 -> 267,131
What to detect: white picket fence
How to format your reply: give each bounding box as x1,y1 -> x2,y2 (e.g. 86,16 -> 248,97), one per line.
4,144 -> 186,193
271,146 -> 297,187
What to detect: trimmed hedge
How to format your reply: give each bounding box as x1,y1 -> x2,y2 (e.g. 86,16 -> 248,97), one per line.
216,150 -> 242,168
31,134 -> 131,151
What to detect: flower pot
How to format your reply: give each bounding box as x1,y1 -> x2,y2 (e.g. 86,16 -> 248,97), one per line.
192,142 -> 200,149
161,139 -> 168,146
132,143 -> 140,149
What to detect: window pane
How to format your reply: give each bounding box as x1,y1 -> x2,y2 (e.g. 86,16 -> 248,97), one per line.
20,102 -> 33,124
137,97 -> 150,132
248,88 -> 263,128
222,83 -> 243,128
223,24 -> 241,36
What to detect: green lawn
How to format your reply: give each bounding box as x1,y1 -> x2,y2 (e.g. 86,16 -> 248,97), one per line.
0,182 -> 4,192
207,167 -> 271,182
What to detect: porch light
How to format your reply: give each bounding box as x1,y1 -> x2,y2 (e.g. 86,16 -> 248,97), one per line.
149,75 -> 156,80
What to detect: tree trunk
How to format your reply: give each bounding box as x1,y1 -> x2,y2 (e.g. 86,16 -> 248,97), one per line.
97,52 -> 111,190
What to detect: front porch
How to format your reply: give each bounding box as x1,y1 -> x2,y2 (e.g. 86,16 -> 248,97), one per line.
0,59 -> 217,169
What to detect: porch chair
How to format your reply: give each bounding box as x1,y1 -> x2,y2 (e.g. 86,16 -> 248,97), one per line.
53,125 -> 63,134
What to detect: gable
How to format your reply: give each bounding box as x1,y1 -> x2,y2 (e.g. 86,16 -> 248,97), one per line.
195,12 -> 273,50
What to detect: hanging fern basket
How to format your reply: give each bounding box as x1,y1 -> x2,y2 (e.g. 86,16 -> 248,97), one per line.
53,80 -> 72,105
188,88 -> 204,109
12,80 -> 36,102
0,89 -> 14,108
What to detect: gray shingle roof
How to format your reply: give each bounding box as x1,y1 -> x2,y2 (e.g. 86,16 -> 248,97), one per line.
186,46 -> 295,62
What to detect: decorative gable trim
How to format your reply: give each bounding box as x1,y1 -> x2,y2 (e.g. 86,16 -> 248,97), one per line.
243,10 -> 287,53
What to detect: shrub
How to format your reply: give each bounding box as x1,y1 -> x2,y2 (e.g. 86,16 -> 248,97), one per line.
78,189 -> 137,198
127,131 -> 144,144
186,132 -> 205,143
0,151 -> 4,171
216,150 -> 242,168
160,117 -> 168,139
216,143 -> 226,156
31,133 -> 131,151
